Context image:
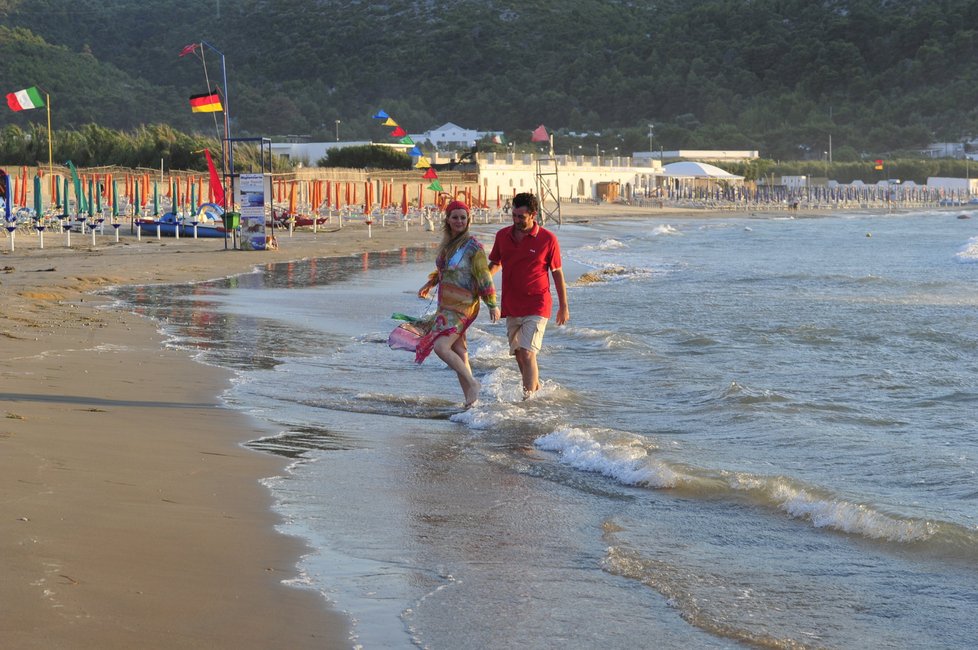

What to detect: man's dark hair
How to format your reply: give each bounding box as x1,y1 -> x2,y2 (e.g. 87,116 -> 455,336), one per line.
512,192 -> 538,214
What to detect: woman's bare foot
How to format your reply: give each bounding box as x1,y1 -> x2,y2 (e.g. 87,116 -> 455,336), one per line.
463,378 -> 481,407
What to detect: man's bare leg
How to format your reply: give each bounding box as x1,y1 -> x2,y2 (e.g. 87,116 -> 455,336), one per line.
515,347 -> 540,397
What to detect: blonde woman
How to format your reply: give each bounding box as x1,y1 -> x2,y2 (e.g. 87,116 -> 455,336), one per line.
417,200 -> 500,406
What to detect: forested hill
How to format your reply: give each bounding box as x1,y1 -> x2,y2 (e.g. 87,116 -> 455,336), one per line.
1,0 -> 977,159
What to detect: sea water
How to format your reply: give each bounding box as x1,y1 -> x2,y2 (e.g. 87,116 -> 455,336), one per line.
109,210 -> 978,649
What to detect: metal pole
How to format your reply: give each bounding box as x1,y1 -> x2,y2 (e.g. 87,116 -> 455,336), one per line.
46,94 -> 54,175
201,40 -> 232,210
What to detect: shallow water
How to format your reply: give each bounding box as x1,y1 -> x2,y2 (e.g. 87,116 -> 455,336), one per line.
110,210 -> 978,649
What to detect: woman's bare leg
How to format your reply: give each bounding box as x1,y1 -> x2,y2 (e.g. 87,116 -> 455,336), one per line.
434,333 -> 480,405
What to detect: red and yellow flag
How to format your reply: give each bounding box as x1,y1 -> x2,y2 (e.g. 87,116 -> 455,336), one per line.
189,92 -> 223,113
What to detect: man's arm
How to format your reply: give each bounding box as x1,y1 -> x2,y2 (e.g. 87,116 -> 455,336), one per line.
488,261 -> 501,276
552,268 -> 569,325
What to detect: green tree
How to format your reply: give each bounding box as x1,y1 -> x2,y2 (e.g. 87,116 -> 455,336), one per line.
319,145 -> 411,170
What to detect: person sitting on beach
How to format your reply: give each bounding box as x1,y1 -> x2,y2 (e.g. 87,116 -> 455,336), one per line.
417,200 -> 500,407
488,192 -> 569,397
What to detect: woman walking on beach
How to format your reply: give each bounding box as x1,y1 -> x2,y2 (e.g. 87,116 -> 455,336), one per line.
416,200 -> 499,406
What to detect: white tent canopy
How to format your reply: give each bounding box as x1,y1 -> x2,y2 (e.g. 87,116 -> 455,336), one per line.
663,161 -> 743,180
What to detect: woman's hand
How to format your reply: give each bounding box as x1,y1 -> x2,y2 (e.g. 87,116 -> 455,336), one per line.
489,307 -> 501,323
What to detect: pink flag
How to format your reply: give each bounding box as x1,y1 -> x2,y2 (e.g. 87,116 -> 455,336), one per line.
530,124 -> 549,142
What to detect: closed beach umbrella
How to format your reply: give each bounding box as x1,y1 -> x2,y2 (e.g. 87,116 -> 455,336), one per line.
153,181 -> 159,216
33,174 -> 42,217
134,179 -> 141,217
19,166 -> 28,206
63,177 -> 70,218
87,178 -> 94,217
55,175 -> 61,209
73,175 -> 83,217
112,179 -> 118,217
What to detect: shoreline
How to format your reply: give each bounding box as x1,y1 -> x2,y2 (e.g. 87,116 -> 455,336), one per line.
0,223 -> 441,648
0,202 -> 954,647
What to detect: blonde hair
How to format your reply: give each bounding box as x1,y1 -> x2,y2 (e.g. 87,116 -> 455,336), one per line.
437,206 -> 471,262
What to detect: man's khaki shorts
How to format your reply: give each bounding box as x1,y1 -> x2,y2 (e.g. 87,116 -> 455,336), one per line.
506,315 -> 548,354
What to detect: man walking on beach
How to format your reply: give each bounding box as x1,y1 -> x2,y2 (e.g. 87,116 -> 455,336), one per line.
488,192 -> 569,396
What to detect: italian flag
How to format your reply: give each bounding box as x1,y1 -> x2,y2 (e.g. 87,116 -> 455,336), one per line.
6,86 -> 44,111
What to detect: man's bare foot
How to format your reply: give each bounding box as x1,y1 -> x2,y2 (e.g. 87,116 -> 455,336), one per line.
521,381 -> 541,401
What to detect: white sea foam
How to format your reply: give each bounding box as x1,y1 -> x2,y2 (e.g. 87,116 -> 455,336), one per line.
467,327 -> 510,361
534,426 -> 940,543
535,427 -> 682,488
955,236 -> 978,262
578,237 -> 627,251
651,224 -> 680,236
728,474 -> 938,543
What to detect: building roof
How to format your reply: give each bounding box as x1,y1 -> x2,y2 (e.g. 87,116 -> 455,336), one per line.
663,161 -> 743,179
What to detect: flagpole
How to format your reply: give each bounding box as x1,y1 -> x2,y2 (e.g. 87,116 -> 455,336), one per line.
45,93 -> 53,175
200,40 -> 232,211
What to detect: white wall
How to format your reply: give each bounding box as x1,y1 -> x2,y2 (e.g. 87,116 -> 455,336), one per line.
270,141 -> 373,166
926,177 -> 978,192
476,153 -> 663,202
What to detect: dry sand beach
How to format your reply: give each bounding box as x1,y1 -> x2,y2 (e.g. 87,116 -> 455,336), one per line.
0,202 -> 694,649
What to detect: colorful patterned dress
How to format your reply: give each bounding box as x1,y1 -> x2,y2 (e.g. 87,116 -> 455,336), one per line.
414,236 -> 497,364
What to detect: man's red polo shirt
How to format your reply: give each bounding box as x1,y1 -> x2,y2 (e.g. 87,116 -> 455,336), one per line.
489,222 -> 562,318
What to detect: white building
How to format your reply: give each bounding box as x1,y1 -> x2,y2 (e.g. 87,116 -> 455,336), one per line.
474,152 -> 664,203
925,176 -> 978,193
920,142 -> 966,159
410,122 -> 504,150
270,141 -> 372,166
271,140 -> 416,166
